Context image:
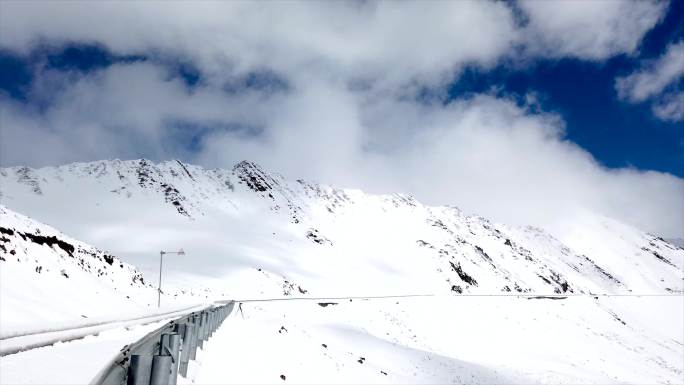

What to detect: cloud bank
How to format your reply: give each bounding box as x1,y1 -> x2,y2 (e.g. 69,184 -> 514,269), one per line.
1,1 -> 682,238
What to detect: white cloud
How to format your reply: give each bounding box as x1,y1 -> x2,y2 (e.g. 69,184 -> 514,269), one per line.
615,41 -> 684,122
0,1 -> 681,238
616,41 -> 684,102
4,61 -> 683,238
0,1 -> 521,89
653,92 -> 684,121
0,1 -> 667,85
518,0 -> 667,60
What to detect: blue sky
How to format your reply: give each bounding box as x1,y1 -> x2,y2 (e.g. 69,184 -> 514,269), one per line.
0,1 -> 682,236
446,0 -> 684,177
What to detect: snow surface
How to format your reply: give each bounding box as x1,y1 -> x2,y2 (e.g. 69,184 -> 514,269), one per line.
1,159 -> 683,383
185,296 -> 683,384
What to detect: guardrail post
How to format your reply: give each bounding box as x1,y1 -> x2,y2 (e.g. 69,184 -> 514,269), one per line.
127,355 -> 152,385
178,323 -> 194,377
161,333 -> 181,385
191,314 -> 201,356
174,324 -> 190,377
150,355 -> 172,385
205,312 -> 210,339
201,312 -> 209,341
204,311 -> 211,341
197,313 -> 205,349
206,312 -> 211,338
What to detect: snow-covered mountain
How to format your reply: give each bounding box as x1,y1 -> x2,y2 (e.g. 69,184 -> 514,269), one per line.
1,159 -> 683,383
1,159 -> 681,298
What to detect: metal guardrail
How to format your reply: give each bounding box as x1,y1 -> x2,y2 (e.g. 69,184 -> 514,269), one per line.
90,301 -> 235,385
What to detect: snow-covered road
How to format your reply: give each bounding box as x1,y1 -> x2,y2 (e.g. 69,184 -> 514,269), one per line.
0,304 -> 209,356
0,320 -> 168,384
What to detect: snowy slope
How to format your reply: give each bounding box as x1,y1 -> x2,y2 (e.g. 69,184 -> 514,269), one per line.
0,205 -> 209,338
0,159 -> 682,383
0,159 -> 681,298
188,296 -> 683,385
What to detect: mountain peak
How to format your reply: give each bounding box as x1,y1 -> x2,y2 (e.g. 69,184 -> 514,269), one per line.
232,160 -> 281,193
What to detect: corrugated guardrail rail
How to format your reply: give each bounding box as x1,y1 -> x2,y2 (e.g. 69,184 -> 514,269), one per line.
90,301 -> 235,385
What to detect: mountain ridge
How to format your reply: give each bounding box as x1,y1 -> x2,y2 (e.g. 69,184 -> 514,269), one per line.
1,158 -> 681,299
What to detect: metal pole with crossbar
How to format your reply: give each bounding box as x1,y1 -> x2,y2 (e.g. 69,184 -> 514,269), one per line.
158,249 -> 185,307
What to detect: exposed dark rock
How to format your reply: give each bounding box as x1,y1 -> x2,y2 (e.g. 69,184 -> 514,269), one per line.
449,261 -> 478,286
642,247 -> 677,268
22,232 -> 75,256
474,245 -> 493,263
0,227 -> 14,236
416,240 -> 431,247
548,270 -> 573,293
234,161 -> 274,192
537,274 -> 552,285
306,229 -> 332,246
581,255 -> 623,285
428,219 -> 453,235
318,302 -> 338,307
176,160 -> 195,181
160,183 -> 191,217
16,167 -> 43,195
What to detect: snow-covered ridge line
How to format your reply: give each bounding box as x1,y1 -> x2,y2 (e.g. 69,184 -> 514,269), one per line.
0,204 -> 147,285
1,158 -> 682,298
